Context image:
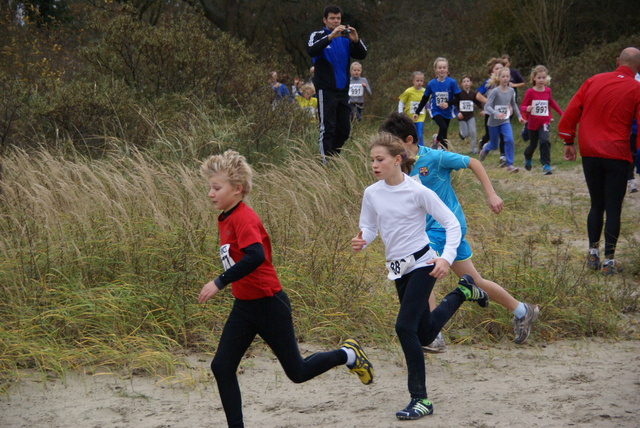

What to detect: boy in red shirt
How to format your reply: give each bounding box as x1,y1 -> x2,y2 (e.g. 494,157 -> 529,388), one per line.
198,150 -> 373,427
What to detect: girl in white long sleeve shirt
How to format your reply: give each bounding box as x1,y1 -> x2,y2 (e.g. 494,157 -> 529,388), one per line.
351,133 -> 489,421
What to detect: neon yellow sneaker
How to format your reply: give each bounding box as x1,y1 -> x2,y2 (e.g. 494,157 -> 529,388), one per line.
342,339 -> 374,385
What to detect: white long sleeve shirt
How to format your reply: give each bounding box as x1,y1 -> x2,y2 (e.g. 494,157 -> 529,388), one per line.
359,174 -> 461,267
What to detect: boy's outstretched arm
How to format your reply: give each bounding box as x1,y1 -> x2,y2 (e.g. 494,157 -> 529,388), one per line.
467,158 -> 503,214
198,280 -> 221,303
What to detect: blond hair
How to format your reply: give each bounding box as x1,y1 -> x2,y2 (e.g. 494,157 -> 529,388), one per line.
529,65 -> 551,86
433,57 -> 448,70
411,71 -> 424,81
300,82 -> 316,95
350,62 -> 362,72
200,150 -> 253,197
488,67 -> 510,87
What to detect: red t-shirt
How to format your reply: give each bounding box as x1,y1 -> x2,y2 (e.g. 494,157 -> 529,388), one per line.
218,202 -> 282,300
520,86 -> 563,130
558,65 -> 640,162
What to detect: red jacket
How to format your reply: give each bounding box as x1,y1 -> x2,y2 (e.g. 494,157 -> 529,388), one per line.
558,66 -> 640,162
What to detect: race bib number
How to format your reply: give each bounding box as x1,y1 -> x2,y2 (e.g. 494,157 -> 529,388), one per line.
495,105 -> 510,119
386,255 -> 416,280
531,100 -> 549,116
219,244 -> 236,271
435,91 -> 448,106
303,106 -> 316,117
349,83 -> 364,97
410,101 -> 425,115
459,100 -> 474,112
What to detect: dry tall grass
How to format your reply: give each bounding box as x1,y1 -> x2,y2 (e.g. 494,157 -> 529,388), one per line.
1,132 -> 638,392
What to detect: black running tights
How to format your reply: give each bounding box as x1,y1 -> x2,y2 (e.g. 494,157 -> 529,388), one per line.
432,115 -> 450,148
581,156 -> 630,258
211,290 -> 346,427
395,267 -> 465,399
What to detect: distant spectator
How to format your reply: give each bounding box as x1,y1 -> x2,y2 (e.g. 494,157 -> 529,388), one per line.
296,83 -> 319,122
269,71 -> 291,105
307,4 -> 367,160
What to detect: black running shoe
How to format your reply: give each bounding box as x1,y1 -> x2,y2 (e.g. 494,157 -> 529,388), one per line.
396,398 -> 434,420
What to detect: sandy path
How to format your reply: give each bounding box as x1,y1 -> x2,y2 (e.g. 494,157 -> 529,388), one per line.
3,339 -> 639,427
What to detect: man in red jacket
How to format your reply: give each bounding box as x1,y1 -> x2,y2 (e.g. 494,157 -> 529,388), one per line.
559,47 -> 640,274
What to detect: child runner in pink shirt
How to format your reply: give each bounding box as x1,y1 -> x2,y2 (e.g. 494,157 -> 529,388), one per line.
520,65 -> 563,174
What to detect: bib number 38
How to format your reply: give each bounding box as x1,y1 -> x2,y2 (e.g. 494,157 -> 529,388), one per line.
386,255 -> 416,280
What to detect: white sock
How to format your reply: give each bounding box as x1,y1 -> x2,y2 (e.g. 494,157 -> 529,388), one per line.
513,302 -> 527,320
342,348 -> 356,367
589,248 -> 599,256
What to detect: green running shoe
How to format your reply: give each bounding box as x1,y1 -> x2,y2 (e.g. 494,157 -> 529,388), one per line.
457,274 -> 489,308
396,398 -> 434,420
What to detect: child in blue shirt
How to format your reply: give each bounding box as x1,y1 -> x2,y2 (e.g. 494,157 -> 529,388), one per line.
413,57 -> 461,150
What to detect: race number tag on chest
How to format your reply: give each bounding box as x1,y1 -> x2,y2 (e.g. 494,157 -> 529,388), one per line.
531,100 -> 549,116
459,100 -> 474,112
386,255 -> 416,280
349,84 -> 364,97
219,244 -> 236,271
435,91 -> 448,105
495,105 -> 510,119
410,101 -> 425,115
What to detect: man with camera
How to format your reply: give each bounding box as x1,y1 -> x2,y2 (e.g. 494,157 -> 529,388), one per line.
307,5 -> 367,160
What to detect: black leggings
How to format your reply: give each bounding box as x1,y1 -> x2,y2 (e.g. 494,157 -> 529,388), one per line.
211,290 -> 346,427
395,267 -> 465,399
432,115 -> 450,149
629,132 -> 637,179
524,124 -> 551,166
582,156 -> 630,258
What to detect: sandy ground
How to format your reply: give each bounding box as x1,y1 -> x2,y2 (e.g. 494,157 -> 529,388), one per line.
2,339 -> 639,428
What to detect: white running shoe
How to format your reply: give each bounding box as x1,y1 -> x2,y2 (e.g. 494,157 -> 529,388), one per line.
423,332 -> 446,353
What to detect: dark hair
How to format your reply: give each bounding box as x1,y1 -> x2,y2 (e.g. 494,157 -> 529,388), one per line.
323,5 -> 342,18
460,74 -> 472,82
486,57 -> 506,75
369,133 -> 416,175
378,112 -> 418,146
